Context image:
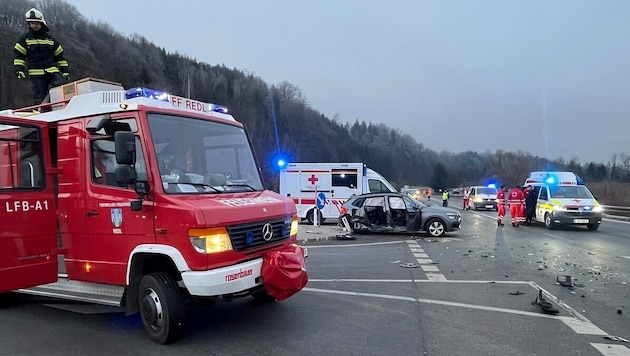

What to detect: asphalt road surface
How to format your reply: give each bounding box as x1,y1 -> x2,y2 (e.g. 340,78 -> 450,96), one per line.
1,199 -> 628,355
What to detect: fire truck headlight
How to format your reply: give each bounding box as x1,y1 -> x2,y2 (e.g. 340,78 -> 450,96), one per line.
189,228 -> 233,254
290,216 -> 299,236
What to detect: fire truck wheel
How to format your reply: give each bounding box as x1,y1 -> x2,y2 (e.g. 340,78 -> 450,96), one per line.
306,209 -> 325,225
138,272 -> 185,344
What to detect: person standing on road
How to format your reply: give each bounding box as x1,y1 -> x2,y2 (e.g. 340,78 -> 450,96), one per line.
497,185 -> 506,226
524,185 -> 537,225
14,8 -> 70,105
463,187 -> 471,210
508,185 -> 525,226
442,189 -> 449,207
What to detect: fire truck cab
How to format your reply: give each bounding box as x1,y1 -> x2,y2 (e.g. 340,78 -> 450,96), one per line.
0,78 -> 305,344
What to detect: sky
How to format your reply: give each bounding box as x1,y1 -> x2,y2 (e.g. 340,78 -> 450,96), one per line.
61,0 -> 630,164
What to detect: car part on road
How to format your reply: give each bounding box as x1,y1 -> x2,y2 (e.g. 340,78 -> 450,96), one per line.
508,291 -> 524,295
532,289 -> 559,314
603,335 -> 629,343
400,263 -> 420,268
557,275 -> 584,288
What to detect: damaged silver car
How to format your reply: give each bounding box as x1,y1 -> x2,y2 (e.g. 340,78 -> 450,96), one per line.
339,192 -> 462,237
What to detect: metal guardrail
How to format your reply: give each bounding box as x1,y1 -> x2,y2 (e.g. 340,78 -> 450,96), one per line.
602,205 -> 630,220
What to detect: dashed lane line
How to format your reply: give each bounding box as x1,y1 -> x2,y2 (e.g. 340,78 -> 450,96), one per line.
407,240 -> 446,281
590,344 -> 630,356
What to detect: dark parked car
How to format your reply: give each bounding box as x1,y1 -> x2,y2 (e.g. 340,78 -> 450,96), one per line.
339,192 -> 462,237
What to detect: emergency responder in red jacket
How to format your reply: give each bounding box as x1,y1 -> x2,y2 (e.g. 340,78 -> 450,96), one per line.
508,185 -> 525,226
497,185 -> 506,226
14,8 -> 70,105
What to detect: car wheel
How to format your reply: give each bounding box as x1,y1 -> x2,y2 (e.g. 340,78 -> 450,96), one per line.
544,213 -> 555,230
425,218 -> 446,237
587,223 -> 599,231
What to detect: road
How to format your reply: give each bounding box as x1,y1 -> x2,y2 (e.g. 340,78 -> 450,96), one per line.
0,200 -> 628,355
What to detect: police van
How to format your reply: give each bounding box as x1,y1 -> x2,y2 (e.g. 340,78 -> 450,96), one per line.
524,172 -> 602,231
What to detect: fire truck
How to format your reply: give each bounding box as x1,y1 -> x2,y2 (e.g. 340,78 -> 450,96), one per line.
0,78 -> 307,344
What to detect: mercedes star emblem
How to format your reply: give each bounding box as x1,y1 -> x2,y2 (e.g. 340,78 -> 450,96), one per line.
262,223 -> 273,241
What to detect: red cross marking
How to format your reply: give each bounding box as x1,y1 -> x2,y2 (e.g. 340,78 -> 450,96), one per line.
307,174 -> 319,185
572,199 -> 581,203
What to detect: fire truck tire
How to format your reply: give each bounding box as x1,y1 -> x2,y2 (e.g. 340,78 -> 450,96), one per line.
138,272 -> 185,344
306,209 -> 325,225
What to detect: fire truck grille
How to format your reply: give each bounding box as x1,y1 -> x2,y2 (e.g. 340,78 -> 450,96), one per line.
227,217 -> 291,252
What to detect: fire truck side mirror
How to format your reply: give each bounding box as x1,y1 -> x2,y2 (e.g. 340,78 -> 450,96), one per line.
114,131 -> 136,166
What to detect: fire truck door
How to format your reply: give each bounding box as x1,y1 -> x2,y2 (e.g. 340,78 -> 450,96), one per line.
0,118 -> 58,293
82,130 -> 155,285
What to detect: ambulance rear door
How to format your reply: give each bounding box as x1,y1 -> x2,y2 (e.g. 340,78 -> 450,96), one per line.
0,117 -> 58,293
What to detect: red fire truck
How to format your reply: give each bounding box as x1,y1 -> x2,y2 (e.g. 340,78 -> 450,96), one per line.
0,78 -> 307,344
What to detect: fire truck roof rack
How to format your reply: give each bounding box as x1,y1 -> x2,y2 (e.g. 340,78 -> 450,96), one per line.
0,77 -> 234,123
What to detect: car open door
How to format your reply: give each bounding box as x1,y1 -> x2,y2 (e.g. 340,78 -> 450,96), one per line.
0,117 -> 58,293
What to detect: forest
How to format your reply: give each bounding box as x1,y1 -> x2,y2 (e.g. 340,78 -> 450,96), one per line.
2,0 -> 629,205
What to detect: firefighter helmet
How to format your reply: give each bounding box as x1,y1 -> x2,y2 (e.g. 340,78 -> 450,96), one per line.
25,8 -> 49,28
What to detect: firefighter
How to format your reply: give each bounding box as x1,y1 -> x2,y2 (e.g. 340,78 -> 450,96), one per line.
496,185 -> 506,226
14,8 -> 70,105
508,185 -> 525,227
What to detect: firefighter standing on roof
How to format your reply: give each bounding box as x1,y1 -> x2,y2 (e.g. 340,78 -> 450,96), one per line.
497,185 -> 506,226
508,185 -> 525,227
13,8 -> 70,105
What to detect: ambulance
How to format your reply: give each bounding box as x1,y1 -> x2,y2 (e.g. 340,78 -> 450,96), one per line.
279,162 -> 396,224
524,171 -> 602,231
0,78 -> 307,344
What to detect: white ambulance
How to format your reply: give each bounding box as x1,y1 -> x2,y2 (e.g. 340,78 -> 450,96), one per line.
279,163 -> 396,224
524,171 -> 602,231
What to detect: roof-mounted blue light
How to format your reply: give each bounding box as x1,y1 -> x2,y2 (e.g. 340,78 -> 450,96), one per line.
545,176 -> 556,184
125,87 -> 170,102
487,183 -> 496,189
211,105 -> 228,114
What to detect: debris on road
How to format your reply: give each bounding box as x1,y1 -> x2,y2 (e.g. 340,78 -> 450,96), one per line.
509,291 -> 524,296
336,233 -> 356,240
400,263 -> 420,268
556,275 -> 585,288
532,289 -> 559,314
603,335 -> 629,343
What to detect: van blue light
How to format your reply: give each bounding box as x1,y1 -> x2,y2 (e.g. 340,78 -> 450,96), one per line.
487,183 -> 496,189
545,176 -> 556,184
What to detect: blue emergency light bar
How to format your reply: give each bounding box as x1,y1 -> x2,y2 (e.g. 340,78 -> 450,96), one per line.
125,87 -> 169,102
487,183 -> 496,189
125,87 -> 229,114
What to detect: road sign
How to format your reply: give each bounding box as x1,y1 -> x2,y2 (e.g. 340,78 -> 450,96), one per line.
316,192 -> 326,210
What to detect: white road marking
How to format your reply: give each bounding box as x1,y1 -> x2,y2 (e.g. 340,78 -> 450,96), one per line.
410,248 -> 425,253
622,256 -> 630,260
559,317 -> 607,335
305,241 -> 405,248
421,265 -> 440,272
406,240 -> 419,244
414,253 -> 429,258
303,287 -> 564,320
590,343 -> 630,356
416,258 -> 433,264
426,273 -> 448,282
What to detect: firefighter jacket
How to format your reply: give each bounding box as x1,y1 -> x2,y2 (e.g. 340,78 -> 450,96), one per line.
14,29 -> 69,77
508,188 -> 525,206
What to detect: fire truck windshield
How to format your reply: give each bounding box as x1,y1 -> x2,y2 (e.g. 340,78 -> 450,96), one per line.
147,114 -> 263,194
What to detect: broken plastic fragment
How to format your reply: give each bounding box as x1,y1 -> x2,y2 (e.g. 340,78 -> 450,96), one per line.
400,263 -> 420,268
603,335 -> 629,343
509,291 -> 524,295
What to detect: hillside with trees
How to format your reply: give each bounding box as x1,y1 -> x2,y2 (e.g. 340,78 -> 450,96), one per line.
1,0 -> 629,205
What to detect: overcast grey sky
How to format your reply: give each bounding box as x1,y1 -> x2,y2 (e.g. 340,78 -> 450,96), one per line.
62,0 -> 629,164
